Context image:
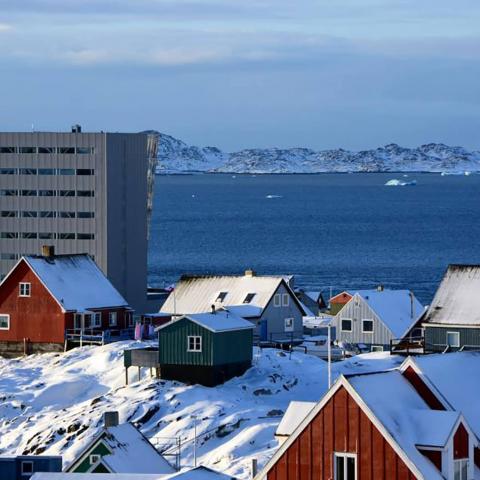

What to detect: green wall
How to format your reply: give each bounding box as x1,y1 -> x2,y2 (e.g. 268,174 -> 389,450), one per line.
71,440 -> 110,473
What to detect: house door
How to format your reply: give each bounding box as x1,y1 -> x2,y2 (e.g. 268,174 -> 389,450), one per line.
260,320 -> 268,341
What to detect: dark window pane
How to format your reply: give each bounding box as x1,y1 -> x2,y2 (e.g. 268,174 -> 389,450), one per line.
58,190 -> 75,197
19,168 -> 37,175
77,233 -> 94,240
76,168 -> 94,175
0,147 -> 16,153
1,232 -> 18,239
19,147 -> 36,153
58,168 -> 75,175
346,457 -> 355,480
0,168 -> 17,174
336,456 -> 344,480
1,211 -> 17,217
39,211 -> 56,218
38,168 -> 56,175
0,253 -> 18,260
76,147 -> 94,154
38,190 -> 56,197
58,233 -> 75,239
39,233 -> 55,239
0,189 -> 17,196
21,232 -> 37,239
38,147 -> 55,154
21,211 -> 37,218
78,211 -> 95,218
77,190 -> 94,197
59,211 -> 75,218
58,147 -> 75,154
21,190 -> 37,196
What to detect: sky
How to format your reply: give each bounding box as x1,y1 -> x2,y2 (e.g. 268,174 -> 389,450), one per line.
0,0 -> 479,151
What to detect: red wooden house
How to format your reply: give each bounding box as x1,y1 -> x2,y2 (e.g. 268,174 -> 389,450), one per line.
258,352 -> 479,480
0,247 -> 131,356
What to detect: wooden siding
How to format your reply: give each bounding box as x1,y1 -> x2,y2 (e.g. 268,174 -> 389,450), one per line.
213,329 -> 253,365
424,326 -> 480,352
71,441 -> 110,473
266,385 -> 418,480
453,423 -> 469,460
402,367 -> 445,410
159,318 -> 213,365
332,295 -> 395,348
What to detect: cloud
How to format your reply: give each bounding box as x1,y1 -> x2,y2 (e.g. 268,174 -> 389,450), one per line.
0,22 -> 12,32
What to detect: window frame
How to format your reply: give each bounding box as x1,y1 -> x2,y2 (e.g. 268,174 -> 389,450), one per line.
273,293 -> 282,307
334,452 -> 357,480
92,312 -> 102,328
454,458 -> 468,480
282,293 -> 290,307
284,317 -> 294,332
447,331 -> 460,348
89,454 -> 101,465
187,335 -> 202,352
19,282 -> 31,297
341,318 -> 353,332
361,319 -> 374,333
243,293 -> 256,304
371,345 -> 384,352
21,460 -> 34,475
215,291 -> 228,303
0,314 -> 10,330
108,312 -> 117,327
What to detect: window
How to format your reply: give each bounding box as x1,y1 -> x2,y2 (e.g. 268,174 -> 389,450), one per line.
0,146 -> 16,153
93,312 -> 102,327
216,291 -> 228,302
1,253 -> 18,260
1,232 -> 18,239
21,211 -> 37,218
282,293 -> 290,306
38,189 -> 56,197
58,147 -> 75,154
187,335 -> 202,352
284,318 -> 294,332
127,312 -> 134,327
0,189 -> 18,196
362,319 -> 373,333
371,345 -> 384,352
77,147 -> 95,154
273,293 -> 281,307
454,459 -> 468,480
77,190 -> 94,197
38,147 -> 55,154
109,312 -> 117,326
39,233 -> 56,239
341,319 -> 352,332
59,211 -> 75,218
58,168 -> 75,175
77,168 -> 94,175
21,460 -> 34,474
21,189 -> 37,196
334,453 -> 356,480
19,146 -> 36,154
89,454 -> 101,465
1,210 -> 18,217
58,233 -> 75,239
21,232 -> 37,239
77,233 -> 94,240
0,168 -> 17,174
38,168 -> 56,175
78,211 -> 95,218
243,293 -> 256,304
19,282 -> 31,297
447,331 -> 460,348
39,211 -> 56,218
58,189 -> 75,197
0,314 -> 9,330
19,168 -> 37,175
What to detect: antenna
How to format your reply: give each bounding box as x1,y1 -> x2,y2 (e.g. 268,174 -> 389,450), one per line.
31,123 -> 35,133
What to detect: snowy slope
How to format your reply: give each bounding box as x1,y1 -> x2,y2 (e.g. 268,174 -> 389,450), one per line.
0,342 -> 402,478
153,132 -> 480,174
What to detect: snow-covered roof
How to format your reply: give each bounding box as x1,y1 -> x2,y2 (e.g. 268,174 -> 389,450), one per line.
160,274 -> 305,317
410,352 -> 480,438
352,289 -> 425,338
158,311 -> 255,333
275,401 -> 316,437
423,264 -> 480,326
7,255 -> 129,312
167,466 -> 237,480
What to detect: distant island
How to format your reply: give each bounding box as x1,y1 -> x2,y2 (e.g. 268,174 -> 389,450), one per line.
149,131 -> 480,174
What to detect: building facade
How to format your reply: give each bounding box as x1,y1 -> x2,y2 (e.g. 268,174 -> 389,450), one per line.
0,129 -> 156,311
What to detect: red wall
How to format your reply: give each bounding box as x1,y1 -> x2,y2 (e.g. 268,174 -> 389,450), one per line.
402,367 -> 445,411
329,293 -> 352,305
0,260 -> 66,343
418,449 -> 442,471
266,386 -> 418,480
453,423 -> 469,460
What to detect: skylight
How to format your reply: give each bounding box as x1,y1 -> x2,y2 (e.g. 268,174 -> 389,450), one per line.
243,293 -> 256,304
216,291 -> 228,303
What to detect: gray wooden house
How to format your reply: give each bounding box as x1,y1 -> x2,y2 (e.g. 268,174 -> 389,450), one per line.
421,264 -> 480,352
331,287 -> 425,351
157,310 -> 255,386
159,271 -> 306,343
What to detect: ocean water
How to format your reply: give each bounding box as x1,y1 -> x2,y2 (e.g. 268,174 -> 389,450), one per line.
148,173 -> 480,304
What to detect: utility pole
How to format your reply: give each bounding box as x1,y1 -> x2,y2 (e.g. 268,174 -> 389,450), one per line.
327,323 -> 332,389
192,415 -> 197,467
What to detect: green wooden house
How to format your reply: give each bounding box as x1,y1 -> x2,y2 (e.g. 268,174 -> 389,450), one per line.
67,412 -> 174,474
157,309 -> 255,386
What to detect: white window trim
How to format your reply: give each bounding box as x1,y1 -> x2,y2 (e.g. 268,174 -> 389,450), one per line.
334,452 -> 357,480
371,345 -> 384,352
340,318 -> 352,332
282,293 -> 289,307
21,460 -> 34,474
187,335 -> 202,352
109,312 -> 117,326
273,293 -> 281,307
0,314 -> 10,330
453,458 -> 468,480
447,331 -> 460,348
93,312 -> 102,328
284,317 -> 294,332
89,454 -> 101,465
19,282 -> 31,297
361,319 -> 374,333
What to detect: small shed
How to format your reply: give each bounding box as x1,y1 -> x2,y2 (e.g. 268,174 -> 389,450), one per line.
157,310 -> 255,386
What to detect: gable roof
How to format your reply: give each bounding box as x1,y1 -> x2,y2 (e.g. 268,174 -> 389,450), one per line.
423,264 -> 480,326
67,423 -> 174,474
349,289 -> 425,338
157,310 -> 255,333
159,274 -> 306,317
3,255 -> 129,312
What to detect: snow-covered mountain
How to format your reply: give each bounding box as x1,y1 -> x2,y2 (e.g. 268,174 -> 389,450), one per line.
153,132 -> 480,174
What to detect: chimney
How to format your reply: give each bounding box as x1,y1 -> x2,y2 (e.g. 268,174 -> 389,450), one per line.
251,459 -> 258,479
41,245 -> 55,258
103,411 -> 119,428
377,284 -> 384,292
71,124 -> 82,133
245,269 -> 256,277
211,304 -> 216,314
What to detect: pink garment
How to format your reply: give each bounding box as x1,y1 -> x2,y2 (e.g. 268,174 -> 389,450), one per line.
134,322 -> 142,340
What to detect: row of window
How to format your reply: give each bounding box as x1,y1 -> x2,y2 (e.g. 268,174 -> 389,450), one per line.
0,189 -> 94,197
74,312 -> 119,328
273,293 -> 290,307
0,168 -> 94,176
0,146 -> 95,155
0,232 -> 94,240
1,210 -> 94,218
341,318 -> 374,333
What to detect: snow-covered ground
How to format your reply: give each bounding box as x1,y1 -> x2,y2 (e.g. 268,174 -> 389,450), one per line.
0,342 -> 402,478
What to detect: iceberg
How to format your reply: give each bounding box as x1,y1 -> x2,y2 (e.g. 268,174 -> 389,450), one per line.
385,179 -> 417,187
